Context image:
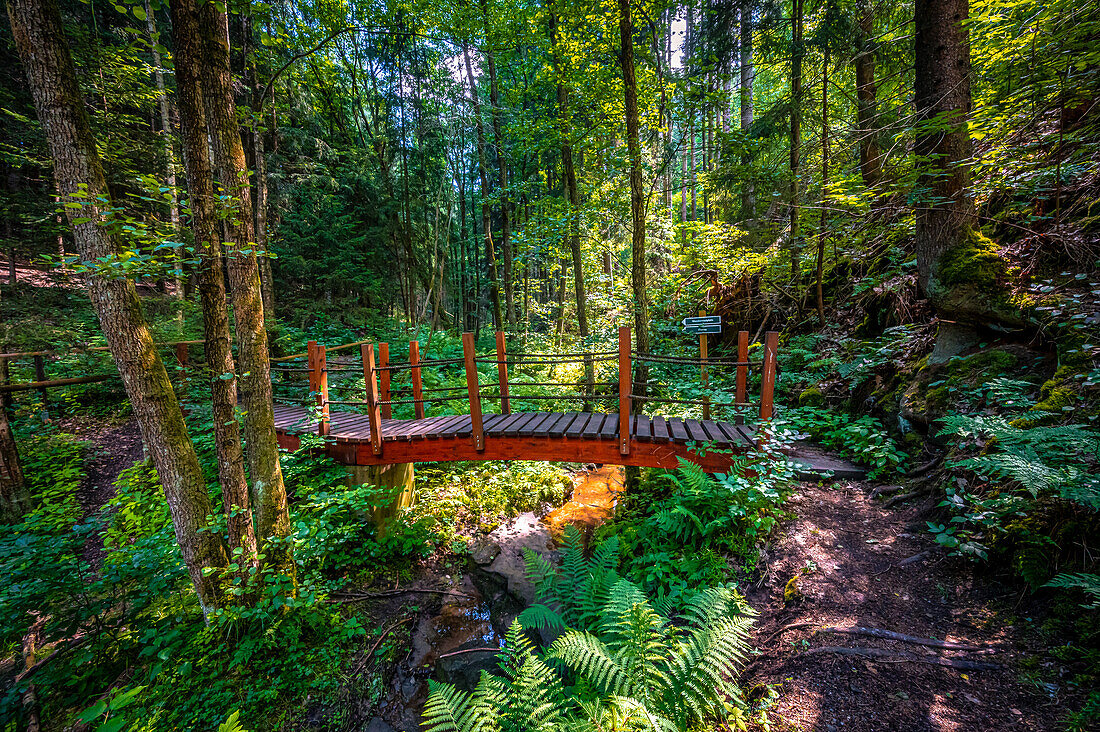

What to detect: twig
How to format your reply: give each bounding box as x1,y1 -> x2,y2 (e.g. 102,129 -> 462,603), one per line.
870,484 -> 905,499
435,647 -> 501,660
761,621 -> 818,646
801,646 -> 1001,670
820,626 -> 987,652
363,617 -> 414,667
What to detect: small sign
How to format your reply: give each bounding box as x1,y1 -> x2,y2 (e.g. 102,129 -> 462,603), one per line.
684,323 -> 722,334
682,316 -> 721,327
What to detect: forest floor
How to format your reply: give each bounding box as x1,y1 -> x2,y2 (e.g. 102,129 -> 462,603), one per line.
743,478 -> 1066,732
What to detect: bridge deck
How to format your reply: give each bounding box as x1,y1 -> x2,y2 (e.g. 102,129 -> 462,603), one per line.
273,405 -> 759,470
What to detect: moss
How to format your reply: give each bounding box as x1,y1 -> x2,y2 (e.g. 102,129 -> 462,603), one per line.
799,386 -> 825,407
936,229 -> 1006,289
947,349 -> 1018,380
783,575 -> 802,605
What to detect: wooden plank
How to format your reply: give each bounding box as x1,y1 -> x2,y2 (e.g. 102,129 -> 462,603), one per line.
565,412 -> 592,438
668,418 -> 690,443
452,414 -> 474,438
684,418 -> 710,444
488,411 -> 526,436
501,412 -> 536,437
405,415 -> 446,440
701,420 -> 729,445
714,421 -> 745,447
430,414 -> 468,438
618,326 -> 631,455
462,333 -> 485,450
520,412 -> 555,437
634,414 -> 653,443
734,424 -> 758,448
548,412 -> 580,438
582,413 -> 605,440
530,412 -> 563,437
512,412 -> 548,437
599,413 -> 618,440
651,416 -> 670,444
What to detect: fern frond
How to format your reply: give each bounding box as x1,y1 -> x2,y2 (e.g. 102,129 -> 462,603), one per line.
551,630 -> 632,697
518,604 -> 566,632
1045,572 -> 1100,609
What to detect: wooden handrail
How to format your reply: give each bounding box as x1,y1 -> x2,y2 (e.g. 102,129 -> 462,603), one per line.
462,332 -> 484,451
0,375 -> 114,394
618,326 -> 631,456
307,341 -> 330,436
0,340 -> 204,360
495,331 -> 510,415
735,330 -> 749,406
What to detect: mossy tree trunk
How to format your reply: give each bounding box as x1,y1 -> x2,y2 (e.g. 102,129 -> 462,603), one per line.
196,1 -> 294,586
7,0 -> 227,611
169,0 -> 258,572
914,0 -> 976,305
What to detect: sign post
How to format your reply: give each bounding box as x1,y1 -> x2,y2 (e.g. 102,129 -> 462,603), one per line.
683,314 -> 721,419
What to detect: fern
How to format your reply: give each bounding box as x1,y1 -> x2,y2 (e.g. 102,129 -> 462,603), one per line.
521,524 -> 619,632
1045,573 -> 1100,609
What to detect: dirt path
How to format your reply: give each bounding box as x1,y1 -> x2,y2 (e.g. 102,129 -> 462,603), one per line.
744,479 -> 1062,732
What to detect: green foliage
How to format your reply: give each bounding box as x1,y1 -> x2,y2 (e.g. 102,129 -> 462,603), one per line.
520,524 -> 620,632
424,578 -> 760,732
1045,573 -> 1100,610
784,407 -> 908,479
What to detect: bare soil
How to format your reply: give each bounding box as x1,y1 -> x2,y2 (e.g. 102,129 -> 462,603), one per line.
743,479 -> 1068,732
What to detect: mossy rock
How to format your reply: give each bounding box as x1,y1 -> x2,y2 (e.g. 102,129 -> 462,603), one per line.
947,349 -> 1018,381
799,386 -> 826,407
928,229 -> 1022,325
783,575 -> 802,605
937,229 -> 1006,289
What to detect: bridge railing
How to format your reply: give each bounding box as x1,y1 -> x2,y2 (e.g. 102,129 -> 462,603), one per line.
279,327 -> 780,461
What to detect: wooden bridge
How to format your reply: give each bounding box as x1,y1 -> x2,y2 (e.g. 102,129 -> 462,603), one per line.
270,327 -> 780,472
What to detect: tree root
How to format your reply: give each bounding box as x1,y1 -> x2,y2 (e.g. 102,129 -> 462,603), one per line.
820,626 -> 986,651
330,588 -> 475,603
801,646 -> 1001,670
870,484 -> 905,499
884,489 -> 930,508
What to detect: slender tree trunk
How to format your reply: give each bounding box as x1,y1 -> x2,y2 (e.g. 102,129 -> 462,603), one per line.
197,1 -> 294,584
0,401 -> 29,523
855,1 -> 882,189
914,0 -> 975,299
619,0 -> 649,394
462,45 -> 503,330
739,1 -> 754,217
790,0 -> 803,287
816,47 -> 829,324
7,0 -> 227,610
242,16 -> 275,319
170,0 -> 257,571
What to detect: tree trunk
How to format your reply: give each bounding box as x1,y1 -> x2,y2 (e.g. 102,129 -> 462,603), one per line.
7,0 -> 227,611
0,401 -> 29,523
855,1 -> 882,189
169,0 -> 257,571
914,0 -> 975,299
816,47 -> 829,324
790,0 -> 803,286
462,45 -> 503,330
619,0 -> 649,396
740,1 -> 754,217
197,1 -> 294,584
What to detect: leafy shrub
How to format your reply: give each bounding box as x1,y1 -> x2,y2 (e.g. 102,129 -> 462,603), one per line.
784,406 -> 908,478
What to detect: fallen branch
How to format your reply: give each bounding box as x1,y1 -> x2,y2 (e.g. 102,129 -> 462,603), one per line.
365,617 -> 414,663
820,626 -> 986,652
760,621 -> 818,646
801,646 -> 1001,670
884,489 -> 929,508
874,550 -> 934,576
870,484 -> 905,499
330,588 -> 474,603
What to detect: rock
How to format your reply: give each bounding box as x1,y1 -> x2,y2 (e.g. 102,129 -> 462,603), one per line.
483,512 -> 556,607
469,536 -> 501,565
367,718 -> 397,732
928,322 -> 979,366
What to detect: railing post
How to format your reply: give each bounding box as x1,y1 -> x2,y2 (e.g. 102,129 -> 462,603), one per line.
308,341 -> 327,435
462,332 -> 485,451
736,330 -> 749,406
410,340 -> 424,420
378,342 -> 391,419
495,331 -> 510,415
618,326 -> 631,456
361,343 -> 383,456
698,310 -> 710,421
759,331 -> 779,421
33,354 -> 48,418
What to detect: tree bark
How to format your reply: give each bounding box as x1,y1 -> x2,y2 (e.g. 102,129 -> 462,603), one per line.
196,1 -> 294,583
0,400 -> 29,523
169,0 -> 257,570
739,1 -> 754,217
619,0 -> 649,395
790,0 -> 803,286
914,0 -> 975,296
855,1 -> 882,189
816,46 -> 829,323
462,44 -> 503,330
7,0 -> 227,611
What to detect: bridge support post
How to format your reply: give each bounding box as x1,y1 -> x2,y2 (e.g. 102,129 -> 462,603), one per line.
378,343 -> 391,419
346,462 -> 414,529
462,332 -> 485,451
759,331 -> 779,420
361,343 -> 383,456
618,326 -> 631,456
495,331 -> 510,415
308,340 -> 330,436
410,340 -> 424,420
735,330 -> 749,424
